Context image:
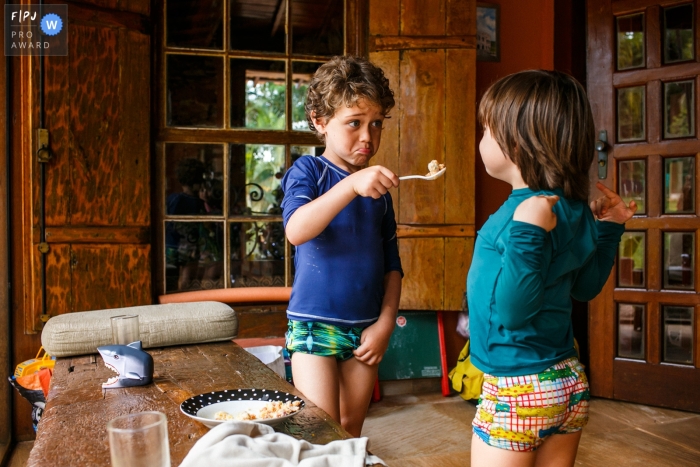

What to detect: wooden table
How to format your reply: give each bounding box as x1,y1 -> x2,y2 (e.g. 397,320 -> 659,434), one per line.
27,341 -> 352,466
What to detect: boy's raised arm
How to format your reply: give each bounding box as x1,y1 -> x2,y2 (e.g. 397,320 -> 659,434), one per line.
285,166 -> 398,245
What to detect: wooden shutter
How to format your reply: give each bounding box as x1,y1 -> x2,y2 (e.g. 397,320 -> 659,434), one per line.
369,0 -> 476,311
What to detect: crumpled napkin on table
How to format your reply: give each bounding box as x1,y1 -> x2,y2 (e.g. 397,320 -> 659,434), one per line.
179,421 -> 387,467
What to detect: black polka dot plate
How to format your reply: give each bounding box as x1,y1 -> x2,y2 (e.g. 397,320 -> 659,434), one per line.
180,388 -> 305,428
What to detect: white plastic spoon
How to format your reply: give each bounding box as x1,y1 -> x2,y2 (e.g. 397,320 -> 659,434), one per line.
399,167 -> 447,181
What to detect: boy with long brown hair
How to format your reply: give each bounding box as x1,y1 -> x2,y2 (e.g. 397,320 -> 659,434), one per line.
469,70 -> 636,466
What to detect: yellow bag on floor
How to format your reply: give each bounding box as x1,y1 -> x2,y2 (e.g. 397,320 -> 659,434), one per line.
448,339 -> 484,401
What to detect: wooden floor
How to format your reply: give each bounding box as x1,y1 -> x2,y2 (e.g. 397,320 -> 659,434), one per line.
7,395 -> 700,466
363,393 -> 700,467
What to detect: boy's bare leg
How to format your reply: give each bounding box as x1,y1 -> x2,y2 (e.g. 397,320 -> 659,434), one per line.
291,353 -> 340,422
338,357 -> 378,437
534,432 -> 582,467
471,433 -> 536,467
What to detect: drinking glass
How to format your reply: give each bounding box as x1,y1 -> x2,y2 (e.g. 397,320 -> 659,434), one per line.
110,315 -> 140,345
107,411 -> 170,467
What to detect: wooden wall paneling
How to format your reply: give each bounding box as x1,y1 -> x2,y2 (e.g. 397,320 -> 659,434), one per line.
71,245 -> 122,312
119,28 -> 150,226
646,80 -> 661,145
614,290 -> 700,304
647,228 -> 661,291
613,359 -> 700,411
369,0 -> 399,35
613,63 -> 700,87
68,0 -> 150,16
646,154 -> 661,218
44,53 -> 70,226
614,138 -> 700,158
236,306 -> 289,339
45,244 -> 73,317
445,48 -> 475,225
69,24 -> 121,226
43,226 -> 150,243
612,0 -> 694,15
160,129 -> 322,145
646,5 -> 661,69
371,35 -> 474,51
398,238 -> 444,310
696,304 -> 700,370
447,0 -> 476,36
444,237 -> 473,311
369,51 -> 401,175
445,0 -> 475,228
647,301 -> 660,365
398,50 -> 446,224
155,143 -> 165,296
120,244 -> 152,307
588,277 -> 616,397
346,0 -> 368,56
401,0 -> 446,35
397,224 -> 475,237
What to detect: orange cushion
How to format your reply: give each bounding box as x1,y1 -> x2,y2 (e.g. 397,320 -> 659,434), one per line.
159,287 -> 291,305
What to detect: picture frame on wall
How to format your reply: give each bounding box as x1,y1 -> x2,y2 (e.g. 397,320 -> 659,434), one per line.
477,3 -> 500,62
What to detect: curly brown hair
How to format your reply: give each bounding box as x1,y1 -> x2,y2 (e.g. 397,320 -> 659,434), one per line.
305,55 -> 395,142
478,70 -> 595,201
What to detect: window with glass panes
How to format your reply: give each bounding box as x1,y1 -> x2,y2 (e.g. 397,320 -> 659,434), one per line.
158,0 -> 353,294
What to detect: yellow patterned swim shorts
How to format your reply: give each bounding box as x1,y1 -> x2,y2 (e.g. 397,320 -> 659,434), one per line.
472,357 -> 589,451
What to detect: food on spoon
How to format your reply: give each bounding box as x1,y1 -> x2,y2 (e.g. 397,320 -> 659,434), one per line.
426,160 -> 446,176
214,400 -> 302,421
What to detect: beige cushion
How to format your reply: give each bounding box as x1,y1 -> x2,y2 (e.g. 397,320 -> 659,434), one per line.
41,302 -> 238,357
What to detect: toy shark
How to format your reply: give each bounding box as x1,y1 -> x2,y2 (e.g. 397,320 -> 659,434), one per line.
97,341 -> 154,389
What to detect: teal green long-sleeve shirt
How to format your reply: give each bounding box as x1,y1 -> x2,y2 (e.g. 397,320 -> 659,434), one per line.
467,187 -> 625,376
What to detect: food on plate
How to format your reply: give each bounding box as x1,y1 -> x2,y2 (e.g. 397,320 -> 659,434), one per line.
214,400 -> 302,421
426,160 -> 446,176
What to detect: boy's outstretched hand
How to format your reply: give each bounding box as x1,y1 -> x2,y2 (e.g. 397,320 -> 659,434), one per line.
350,166 -> 399,199
590,181 -> 637,223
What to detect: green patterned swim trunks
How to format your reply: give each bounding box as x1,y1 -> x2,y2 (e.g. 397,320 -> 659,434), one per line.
285,320 -> 364,361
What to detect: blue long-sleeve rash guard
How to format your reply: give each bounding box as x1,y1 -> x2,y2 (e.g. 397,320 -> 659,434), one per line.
467,187 -> 625,376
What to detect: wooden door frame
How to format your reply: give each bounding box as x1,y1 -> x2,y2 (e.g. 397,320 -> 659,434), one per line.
587,0 -> 700,406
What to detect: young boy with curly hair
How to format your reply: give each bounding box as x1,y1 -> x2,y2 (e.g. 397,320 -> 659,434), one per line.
281,55 -> 402,437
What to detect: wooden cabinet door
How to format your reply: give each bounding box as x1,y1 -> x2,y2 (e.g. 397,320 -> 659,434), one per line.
587,0 -> 700,411
13,0 -> 152,333
368,0 -> 476,312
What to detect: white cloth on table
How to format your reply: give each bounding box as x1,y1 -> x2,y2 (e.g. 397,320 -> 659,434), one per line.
179,421 -> 387,467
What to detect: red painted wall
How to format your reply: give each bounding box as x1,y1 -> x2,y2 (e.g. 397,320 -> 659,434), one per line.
475,0 -> 555,229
